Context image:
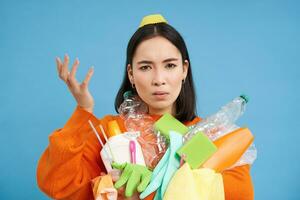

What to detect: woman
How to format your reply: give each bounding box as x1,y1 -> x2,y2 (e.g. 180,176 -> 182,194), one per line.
37,14 -> 254,200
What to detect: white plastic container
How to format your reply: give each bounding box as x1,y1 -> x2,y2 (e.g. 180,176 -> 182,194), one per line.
100,131 -> 146,172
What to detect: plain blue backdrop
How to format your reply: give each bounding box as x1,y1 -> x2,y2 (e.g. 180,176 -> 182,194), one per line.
1,0 -> 299,199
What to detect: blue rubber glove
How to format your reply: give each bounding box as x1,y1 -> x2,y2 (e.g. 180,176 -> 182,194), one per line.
112,162 -> 152,197
140,131 -> 183,199
160,132 -> 183,197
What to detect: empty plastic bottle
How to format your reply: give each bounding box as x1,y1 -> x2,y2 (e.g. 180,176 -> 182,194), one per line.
183,95 -> 249,142
118,91 -> 167,169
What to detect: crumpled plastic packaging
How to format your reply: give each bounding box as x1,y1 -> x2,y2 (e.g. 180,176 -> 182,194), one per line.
118,92 -> 167,169
91,174 -> 117,200
184,95 -> 257,169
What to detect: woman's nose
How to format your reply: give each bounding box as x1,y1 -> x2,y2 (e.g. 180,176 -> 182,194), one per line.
152,70 -> 166,86
153,81 -> 165,86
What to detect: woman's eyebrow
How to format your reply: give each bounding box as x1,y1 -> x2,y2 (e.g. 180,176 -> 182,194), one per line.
162,58 -> 178,63
137,58 -> 179,65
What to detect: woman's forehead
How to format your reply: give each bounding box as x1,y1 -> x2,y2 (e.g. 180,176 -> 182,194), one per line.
133,36 -> 181,63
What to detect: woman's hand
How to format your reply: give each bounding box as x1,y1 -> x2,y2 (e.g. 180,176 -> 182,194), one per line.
111,162 -> 152,198
56,54 -> 95,113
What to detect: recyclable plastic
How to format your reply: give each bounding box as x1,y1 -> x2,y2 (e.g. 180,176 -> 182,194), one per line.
183,95 -> 257,167
118,91 -> 167,169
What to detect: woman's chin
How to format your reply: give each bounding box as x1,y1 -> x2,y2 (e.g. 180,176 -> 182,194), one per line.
148,103 -> 173,114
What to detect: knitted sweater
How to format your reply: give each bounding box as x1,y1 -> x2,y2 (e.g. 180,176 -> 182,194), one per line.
37,105 -> 254,200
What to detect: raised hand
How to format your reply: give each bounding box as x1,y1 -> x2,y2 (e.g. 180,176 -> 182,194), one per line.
56,54 -> 95,113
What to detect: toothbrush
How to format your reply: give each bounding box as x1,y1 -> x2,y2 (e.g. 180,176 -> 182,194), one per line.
129,140 -> 136,164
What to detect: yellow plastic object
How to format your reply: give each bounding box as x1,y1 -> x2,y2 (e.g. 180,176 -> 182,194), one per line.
139,14 -> 168,28
91,174 -> 117,200
164,163 -> 224,200
107,120 -> 122,138
202,127 -> 254,172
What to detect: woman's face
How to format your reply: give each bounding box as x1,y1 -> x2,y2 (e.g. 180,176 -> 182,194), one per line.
128,36 -> 189,115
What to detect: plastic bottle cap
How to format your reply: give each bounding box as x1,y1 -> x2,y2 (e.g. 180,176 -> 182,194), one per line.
123,91 -> 133,100
108,120 -> 122,138
240,94 -> 249,103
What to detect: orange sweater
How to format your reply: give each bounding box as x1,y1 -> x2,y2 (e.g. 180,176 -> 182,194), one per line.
37,105 -> 254,200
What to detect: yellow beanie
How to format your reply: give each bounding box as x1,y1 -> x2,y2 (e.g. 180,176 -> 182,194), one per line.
139,14 -> 168,28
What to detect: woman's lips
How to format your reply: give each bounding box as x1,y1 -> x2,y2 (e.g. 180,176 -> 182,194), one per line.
152,92 -> 169,100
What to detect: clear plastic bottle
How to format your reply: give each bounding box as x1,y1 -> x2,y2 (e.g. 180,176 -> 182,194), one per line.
183,94 -> 257,168
183,95 -> 249,142
118,91 -> 167,169
118,91 -> 148,117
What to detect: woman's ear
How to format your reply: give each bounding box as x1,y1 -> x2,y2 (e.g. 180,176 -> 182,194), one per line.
183,60 -> 189,80
127,64 -> 134,84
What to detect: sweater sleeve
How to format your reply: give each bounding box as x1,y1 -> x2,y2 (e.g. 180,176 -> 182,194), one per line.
222,164 -> 254,200
36,105 -> 112,200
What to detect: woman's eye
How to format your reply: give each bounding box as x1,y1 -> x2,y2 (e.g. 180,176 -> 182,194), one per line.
166,63 -> 177,69
139,65 -> 151,71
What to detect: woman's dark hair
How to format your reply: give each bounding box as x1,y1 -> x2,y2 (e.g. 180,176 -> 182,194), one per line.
114,22 -> 197,122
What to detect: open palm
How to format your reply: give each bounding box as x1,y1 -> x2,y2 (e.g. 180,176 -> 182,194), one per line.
56,54 -> 95,113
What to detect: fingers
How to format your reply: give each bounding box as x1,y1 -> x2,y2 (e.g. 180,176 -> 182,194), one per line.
56,57 -> 62,75
111,162 -> 126,170
81,66 -> 94,88
125,171 -> 139,197
62,54 -> 70,80
137,172 -> 151,192
114,164 -> 132,189
109,169 -> 121,182
56,54 -> 94,89
56,54 -> 70,82
68,57 -> 80,86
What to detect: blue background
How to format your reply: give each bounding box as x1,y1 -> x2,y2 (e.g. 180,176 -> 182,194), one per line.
1,0 -> 299,199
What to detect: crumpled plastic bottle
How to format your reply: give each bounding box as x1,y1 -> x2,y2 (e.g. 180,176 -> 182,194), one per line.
183,95 -> 257,167
118,91 -> 167,169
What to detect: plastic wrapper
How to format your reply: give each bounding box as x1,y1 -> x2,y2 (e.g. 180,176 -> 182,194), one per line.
91,171 -> 142,200
183,95 -> 248,142
184,95 -> 257,168
118,91 -> 167,169
91,174 -> 117,200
